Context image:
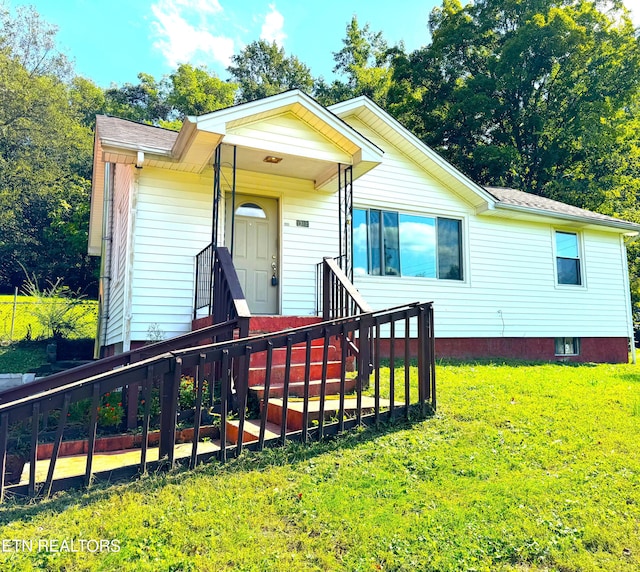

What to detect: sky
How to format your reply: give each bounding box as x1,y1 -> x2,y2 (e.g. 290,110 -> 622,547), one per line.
6,0 -> 442,88
7,0 -> 640,89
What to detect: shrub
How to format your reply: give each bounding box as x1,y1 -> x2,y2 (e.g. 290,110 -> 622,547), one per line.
97,392 -> 124,428
178,375 -> 209,410
20,268 -> 95,340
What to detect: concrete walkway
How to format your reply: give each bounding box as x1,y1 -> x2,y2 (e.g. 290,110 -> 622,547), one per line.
16,440 -> 221,485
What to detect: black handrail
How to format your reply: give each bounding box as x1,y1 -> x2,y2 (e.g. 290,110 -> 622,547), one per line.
0,319 -> 241,405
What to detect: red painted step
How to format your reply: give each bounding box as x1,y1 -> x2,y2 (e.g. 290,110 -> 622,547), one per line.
249,345 -> 339,368
248,360 -> 354,386
225,419 -> 281,445
250,376 -> 358,399
265,396 -> 387,431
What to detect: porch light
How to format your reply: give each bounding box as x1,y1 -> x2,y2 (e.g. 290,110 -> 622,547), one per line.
263,155 -> 283,164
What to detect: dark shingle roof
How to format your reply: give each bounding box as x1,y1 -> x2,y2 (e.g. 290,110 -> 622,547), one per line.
96,115 -> 178,152
486,186 -> 639,231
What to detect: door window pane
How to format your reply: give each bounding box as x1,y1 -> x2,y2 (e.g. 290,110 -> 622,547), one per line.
236,203 -> 267,218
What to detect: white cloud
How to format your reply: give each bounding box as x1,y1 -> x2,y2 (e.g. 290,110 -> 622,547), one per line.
150,0 -> 235,69
260,4 -> 286,46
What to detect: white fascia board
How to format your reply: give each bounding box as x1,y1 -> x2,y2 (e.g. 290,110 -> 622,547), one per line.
330,96 -> 496,210
100,138 -> 173,157
193,90 -> 384,164
494,202 -> 640,234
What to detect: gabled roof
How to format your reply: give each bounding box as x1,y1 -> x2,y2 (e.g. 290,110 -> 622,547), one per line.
329,96 -> 498,212
95,115 -> 177,153
330,96 -> 639,235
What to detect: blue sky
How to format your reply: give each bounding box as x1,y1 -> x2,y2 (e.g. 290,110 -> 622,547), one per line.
8,0 -> 443,87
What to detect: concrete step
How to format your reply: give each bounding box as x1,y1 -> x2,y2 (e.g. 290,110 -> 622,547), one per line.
265,396 -> 394,431
225,419 -> 282,445
248,359 -> 354,386
250,376 -> 358,399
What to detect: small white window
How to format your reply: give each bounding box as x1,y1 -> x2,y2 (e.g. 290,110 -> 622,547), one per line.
555,231 -> 581,285
555,337 -> 580,356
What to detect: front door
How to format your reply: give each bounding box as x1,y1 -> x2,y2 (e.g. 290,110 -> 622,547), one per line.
226,195 -> 279,314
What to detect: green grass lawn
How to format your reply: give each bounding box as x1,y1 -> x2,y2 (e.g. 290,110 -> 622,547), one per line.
0,295 -> 98,342
0,361 -> 638,571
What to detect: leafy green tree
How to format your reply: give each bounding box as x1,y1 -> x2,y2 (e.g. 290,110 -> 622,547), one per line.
103,72 -> 172,125
227,40 -> 314,103
167,63 -> 236,117
0,4 -> 97,294
316,17 -> 400,106
392,0 -> 640,208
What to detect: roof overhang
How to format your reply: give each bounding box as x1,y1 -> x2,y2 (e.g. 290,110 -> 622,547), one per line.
329,96 -> 497,212
179,90 -> 384,190
489,202 -> 640,235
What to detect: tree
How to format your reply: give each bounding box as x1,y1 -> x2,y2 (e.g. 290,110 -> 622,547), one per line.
103,72 -> 172,125
227,40 -> 314,103
0,5 -> 97,294
316,17 -> 400,107
391,0 -> 640,208
167,63 -> 236,118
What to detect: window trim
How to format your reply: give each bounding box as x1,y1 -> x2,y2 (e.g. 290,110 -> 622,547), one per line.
353,207 -> 465,281
553,229 -> 585,287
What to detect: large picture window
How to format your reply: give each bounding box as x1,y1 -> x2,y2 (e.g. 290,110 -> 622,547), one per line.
353,208 -> 462,280
555,231 -> 581,285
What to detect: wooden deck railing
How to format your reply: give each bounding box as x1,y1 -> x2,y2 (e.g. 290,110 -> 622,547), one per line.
0,319 -> 242,407
195,245 -> 250,335
0,302 -> 435,502
317,256 -> 372,320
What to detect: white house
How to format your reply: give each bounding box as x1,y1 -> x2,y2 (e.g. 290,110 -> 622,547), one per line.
89,90 -> 639,363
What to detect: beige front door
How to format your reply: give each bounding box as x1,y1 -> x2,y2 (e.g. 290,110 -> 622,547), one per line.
226,195 -> 279,314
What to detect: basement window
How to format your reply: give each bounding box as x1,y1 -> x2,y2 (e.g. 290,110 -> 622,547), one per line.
555,337 -> 580,356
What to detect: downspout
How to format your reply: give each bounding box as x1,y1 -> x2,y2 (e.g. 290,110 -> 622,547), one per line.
98,162 -> 114,357
621,234 -> 636,364
122,166 -> 138,353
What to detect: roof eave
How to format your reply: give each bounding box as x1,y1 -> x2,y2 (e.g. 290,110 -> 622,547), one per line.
494,203 -> 640,234
330,96 -> 497,210
100,138 -> 173,157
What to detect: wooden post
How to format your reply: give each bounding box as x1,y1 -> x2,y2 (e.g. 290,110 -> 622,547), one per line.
159,358 -> 181,463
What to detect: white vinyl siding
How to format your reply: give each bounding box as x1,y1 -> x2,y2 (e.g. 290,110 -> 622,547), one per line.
228,112 -> 351,164
344,115 -> 631,339
130,168 -> 214,341
104,164 -> 133,347
129,166 -> 338,341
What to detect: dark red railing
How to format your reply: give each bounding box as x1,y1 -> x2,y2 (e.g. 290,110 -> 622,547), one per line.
317,256 -> 372,320
195,245 -> 250,335
0,302 -> 435,502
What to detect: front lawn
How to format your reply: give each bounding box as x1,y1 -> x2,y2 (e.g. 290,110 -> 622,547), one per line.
0,295 -> 97,343
0,361 -> 638,571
